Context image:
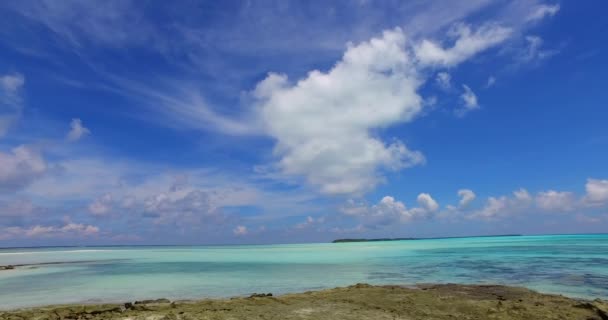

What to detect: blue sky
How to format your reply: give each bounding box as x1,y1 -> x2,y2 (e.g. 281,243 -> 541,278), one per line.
1,0 -> 607,246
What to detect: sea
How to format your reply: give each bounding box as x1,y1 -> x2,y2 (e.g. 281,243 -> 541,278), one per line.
1,234 -> 607,310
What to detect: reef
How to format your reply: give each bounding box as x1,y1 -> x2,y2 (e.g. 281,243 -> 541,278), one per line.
1,283 -> 606,319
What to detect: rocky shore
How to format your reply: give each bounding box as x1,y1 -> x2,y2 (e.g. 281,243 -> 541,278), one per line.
1,283 -> 607,319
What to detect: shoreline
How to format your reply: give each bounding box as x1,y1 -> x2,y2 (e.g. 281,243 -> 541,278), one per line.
1,284 -> 606,319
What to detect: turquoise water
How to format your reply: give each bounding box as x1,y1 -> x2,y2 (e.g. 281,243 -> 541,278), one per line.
1,234 -> 607,310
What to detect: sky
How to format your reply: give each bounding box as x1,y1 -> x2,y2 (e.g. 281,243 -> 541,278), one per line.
0,0 -> 607,246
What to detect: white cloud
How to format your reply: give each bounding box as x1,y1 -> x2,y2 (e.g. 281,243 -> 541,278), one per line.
119,174 -> 264,228
5,1 -> 158,48
415,23 -> 512,67
535,190 -> 576,211
330,224 -> 366,234
141,189 -> 222,227
435,72 -> 451,90
22,155 -> 316,227
460,85 -> 479,108
417,193 -> 439,212
25,158 -> 127,199
106,76 -> 260,136
456,84 -> 479,117
0,145 -> 47,192
469,188 -> 532,220
468,179 -> 608,221
518,35 -> 558,64
254,28 -> 425,195
0,73 -> 25,137
253,23 -> 514,196
341,199 -> 372,217
576,214 -> 607,224
584,178 -> 608,206
0,73 -> 25,93
343,178 -> 608,227
361,196 -> 411,226
485,76 -> 496,88
526,4 -> 560,22
295,215 -> 325,230
512,188 -> 533,201
3,1 -> 510,141
472,196 -> 507,219
0,222 -> 99,240
67,118 -> 90,141
341,193 -> 438,228
375,196 -> 410,219
10,153 -> 321,239
88,193 -> 113,216
233,225 -> 248,236
457,189 -> 476,207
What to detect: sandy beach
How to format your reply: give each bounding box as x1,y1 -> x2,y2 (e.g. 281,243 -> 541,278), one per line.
1,283 -> 607,320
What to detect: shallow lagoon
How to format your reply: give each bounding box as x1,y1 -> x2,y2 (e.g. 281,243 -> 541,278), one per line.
1,234 -> 607,309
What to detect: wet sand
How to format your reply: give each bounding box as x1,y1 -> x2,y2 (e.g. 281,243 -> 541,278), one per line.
1,283 -> 607,319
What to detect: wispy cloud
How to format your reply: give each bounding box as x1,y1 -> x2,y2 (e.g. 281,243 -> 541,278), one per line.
99,75 -> 261,136
4,0 -> 161,49
485,76 -> 497,88
0,73 -> 25,138
456,84 -> 480,117
66,118 -> 90,142
415,23 -> 512,67
436,72 -> 452,90
526,3 -> 560,22
0,145 -> 47,193
517,35 -> 560,64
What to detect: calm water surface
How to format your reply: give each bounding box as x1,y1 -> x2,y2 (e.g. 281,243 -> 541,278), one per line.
1,234 -> 607,309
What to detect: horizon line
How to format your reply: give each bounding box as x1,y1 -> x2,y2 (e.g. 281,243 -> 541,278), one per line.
2,232 -> 607,250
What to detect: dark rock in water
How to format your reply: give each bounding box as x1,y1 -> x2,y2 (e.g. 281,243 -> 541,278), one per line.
249,293 -> 273,298
134,298 -> 171,305
0,265 -> 15,270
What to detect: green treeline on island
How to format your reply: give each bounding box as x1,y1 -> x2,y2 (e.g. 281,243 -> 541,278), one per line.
332,234 -> 522,243
332,238 -> 415,243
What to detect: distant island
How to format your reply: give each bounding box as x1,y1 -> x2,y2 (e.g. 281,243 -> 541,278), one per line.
332,238 -> 415,243
332,234 -> 522,243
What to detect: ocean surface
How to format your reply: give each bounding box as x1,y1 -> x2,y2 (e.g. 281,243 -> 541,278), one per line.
1,234 -> 607,310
